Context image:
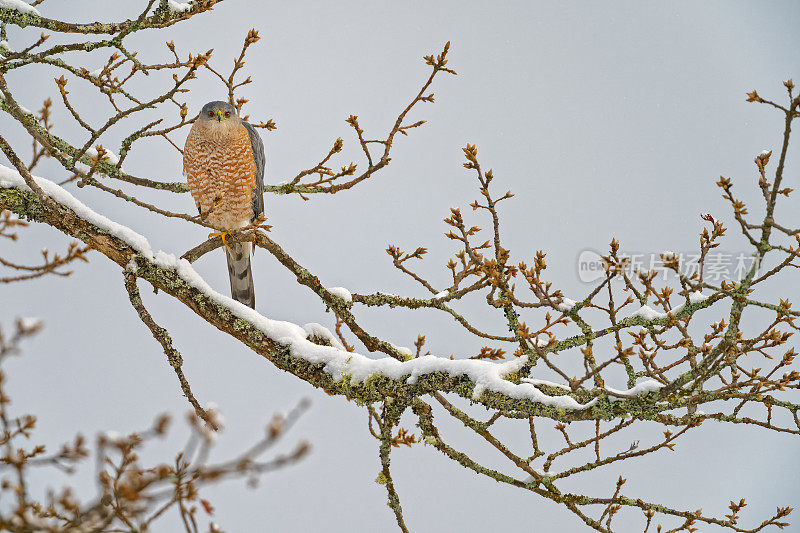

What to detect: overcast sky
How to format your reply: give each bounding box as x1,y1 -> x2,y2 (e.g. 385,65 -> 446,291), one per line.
2,1 -> 799,531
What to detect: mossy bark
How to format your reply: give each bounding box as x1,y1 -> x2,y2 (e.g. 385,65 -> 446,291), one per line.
0,184 -> 676,423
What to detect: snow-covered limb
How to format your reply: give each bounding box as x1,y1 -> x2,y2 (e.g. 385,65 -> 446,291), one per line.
84,145 -> 121,166
630,304 -> 663,321
167,0 -> 193,13
628,291 -> 708,321
0,0 -> 219,37
303,322 -> 345,351
522,378 -> 572,391
0,0 -> 39,16
388,343 -> 413,358
603,380 -> 664,399
328,286 -> 352,304
557,297 -> 577,312
521,378 -> 665,405
0,166 -> 669,418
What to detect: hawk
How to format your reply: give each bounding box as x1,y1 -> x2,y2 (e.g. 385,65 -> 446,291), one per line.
184,101 -> 265,309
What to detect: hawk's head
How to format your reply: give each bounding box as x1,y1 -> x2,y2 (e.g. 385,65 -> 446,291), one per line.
198,101 -> 238,124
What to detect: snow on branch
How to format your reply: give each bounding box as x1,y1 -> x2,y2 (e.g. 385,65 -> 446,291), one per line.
0,166 -> 632,412
0,0 -> 38,16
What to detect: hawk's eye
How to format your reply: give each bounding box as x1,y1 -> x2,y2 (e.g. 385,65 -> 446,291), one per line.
225,112 -> 231,118
208,111 -> 214,117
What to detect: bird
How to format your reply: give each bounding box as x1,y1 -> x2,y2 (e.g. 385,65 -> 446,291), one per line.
183,101 -> 265,309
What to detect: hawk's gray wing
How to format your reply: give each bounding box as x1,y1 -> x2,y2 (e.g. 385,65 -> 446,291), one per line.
242,120 -> 265,221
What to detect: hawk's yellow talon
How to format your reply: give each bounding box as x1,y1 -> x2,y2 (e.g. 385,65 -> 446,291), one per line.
209,231 -> 232,249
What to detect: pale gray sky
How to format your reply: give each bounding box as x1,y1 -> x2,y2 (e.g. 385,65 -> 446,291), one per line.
2,1 -> 799,531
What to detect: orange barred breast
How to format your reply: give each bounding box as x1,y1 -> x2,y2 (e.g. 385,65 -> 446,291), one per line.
184,123 -> 257,231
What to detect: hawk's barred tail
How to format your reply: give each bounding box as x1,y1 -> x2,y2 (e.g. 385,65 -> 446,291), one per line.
225,242 -> 255,309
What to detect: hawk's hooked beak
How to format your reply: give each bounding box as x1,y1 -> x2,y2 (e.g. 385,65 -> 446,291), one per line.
215,110 -> 223,122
